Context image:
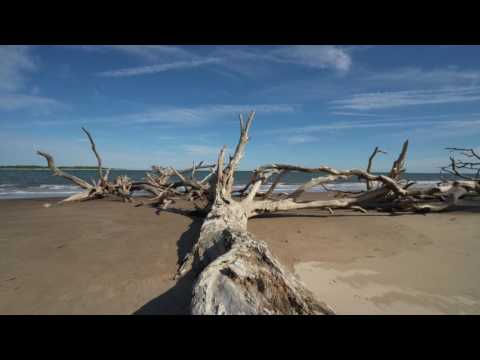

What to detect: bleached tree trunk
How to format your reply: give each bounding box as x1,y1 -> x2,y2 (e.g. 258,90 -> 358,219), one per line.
39,112 -> 480,315
177,113 -> 334,315
188,198 -> 333,315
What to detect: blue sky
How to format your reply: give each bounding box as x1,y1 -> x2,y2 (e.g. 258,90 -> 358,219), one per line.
1,45 -> 480,172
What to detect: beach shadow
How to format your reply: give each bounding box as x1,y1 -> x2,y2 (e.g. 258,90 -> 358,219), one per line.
133,271 -> 197,315
133,214 -> 203,315
133,199 -> 480,315
251,212 -> 399,220
174,213 -> 203,267
449,203 -> 480,213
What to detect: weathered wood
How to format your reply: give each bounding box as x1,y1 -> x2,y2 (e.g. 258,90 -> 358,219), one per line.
389,140 -> 409,180
36,151 -> 93,190
37,129 -> 135,205
39,112 -> 480,315
191,227 -> 333,315
366,146 -> 386,190
82,127 -> 104,181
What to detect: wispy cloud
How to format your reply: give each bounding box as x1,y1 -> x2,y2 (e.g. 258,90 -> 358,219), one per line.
30,104 -> 296,128
214,45 -> 352,76
97,57 -> 222,77
365,67 -> 480,86
272,45 -> 352,72
387,118 -> 480,142
0,94 -> 66,112
87,45 -> 352,78
76,45 -> 192,61
0,46 -> 36,92
332,86 -> 480,110
266,121 -> 406,136
286,135 -> 318,144
183,144 -> 221,157
266,116 -> 480,146
331,111 -> 394,117
115,104 -> 296,126
0,46 -> 67,115
76,45 -> 215,78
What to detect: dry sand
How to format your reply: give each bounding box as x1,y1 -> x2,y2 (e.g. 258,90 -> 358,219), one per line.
0,194 -> 479,314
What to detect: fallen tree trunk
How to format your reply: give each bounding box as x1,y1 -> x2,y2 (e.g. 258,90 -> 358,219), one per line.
174,113 -> 334,314
38,112 -> 480,315
183,193 -> 333,314
191,218 -> 333,314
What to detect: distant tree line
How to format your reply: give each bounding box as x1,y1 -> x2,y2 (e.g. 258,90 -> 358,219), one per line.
0,165 -> 115,170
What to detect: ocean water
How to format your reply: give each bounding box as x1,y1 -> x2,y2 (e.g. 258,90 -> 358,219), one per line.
0,169 -> 457,200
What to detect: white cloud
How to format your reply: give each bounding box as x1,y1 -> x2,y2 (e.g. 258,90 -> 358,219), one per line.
0,46 -> 36,92
0,94 -> 66,112
272,45 -> 352,72
265,116 -> 480,147
0,46 -> 66,115
386,118 -> 480,142
286,135 -> 318,144
105,45 -> 192,60
273,117 -> 480,136
96,46 -> 351,78
266,121 -> 406,136
115,104 -> 296,125
28,103 -> 295,128
332,86 -> 480,110
331,111 -> 394,117
78,45 -> 217,78
365,67 -> 480,86
183,144 -> 221,157
97,57 -> 222,77
83,45 -> 352,78
77,45 -> 192,61
214,45 -> 352,76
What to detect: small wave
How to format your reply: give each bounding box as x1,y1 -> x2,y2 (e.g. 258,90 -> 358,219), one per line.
0,179 -> 448,200
0,185 -> 82,199
38,184 -> 80,190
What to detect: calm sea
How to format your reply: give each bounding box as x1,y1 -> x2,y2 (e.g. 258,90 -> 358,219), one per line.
0,169 -> 457,200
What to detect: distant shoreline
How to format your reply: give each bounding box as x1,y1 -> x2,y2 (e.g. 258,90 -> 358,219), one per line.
0,167 -> 463,175
0,167 -> 130,171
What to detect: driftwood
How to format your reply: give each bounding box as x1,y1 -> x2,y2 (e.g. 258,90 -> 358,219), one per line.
366,146 -> 386,190
38,112 -> 480,315
37,127 -> 135,206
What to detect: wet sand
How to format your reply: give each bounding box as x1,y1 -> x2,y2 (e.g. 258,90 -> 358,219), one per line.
0,195 -> 479,314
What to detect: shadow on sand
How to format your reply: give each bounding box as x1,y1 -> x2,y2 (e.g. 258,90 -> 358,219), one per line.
133,201 -> 480,314
134,211 -> 202,315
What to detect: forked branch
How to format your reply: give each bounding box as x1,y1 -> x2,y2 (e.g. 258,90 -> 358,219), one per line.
366,146 -> 386,190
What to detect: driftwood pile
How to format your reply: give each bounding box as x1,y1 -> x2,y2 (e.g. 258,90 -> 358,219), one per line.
37,112 -> 480,314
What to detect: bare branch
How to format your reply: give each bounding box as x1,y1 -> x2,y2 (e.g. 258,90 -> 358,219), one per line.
223,111 -> 255,194
441,147 -> 480,181
82,127 -> 104,181
253,164 -> 408,197
247,197 -> 359,217
242,168 -> 278,203
389,140 -> 409,180
366,146 -> 386,190
36,151 -> 93,190
263,170 -> 289,198
446,147 -> 480,161
288,174 -> 349,200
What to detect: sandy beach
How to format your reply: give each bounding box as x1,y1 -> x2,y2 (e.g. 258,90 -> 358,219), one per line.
1,194 -> 479,315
